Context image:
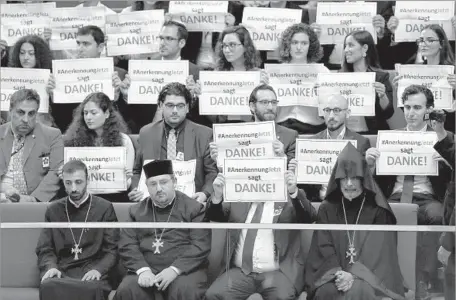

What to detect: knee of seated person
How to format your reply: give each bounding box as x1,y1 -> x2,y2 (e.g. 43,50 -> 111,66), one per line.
205,288 -> 223,300
40,278 -> 61,291
419,201 -> 443,224
116,275 -> 139,292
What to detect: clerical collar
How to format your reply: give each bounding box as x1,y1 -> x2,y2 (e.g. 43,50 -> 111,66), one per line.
327,125 -> 346,140
164,119 -> 186,136
406,124 -> 427,132
343,192 -> 365,206
161,56 -> 181,61
68,193 -> 90,208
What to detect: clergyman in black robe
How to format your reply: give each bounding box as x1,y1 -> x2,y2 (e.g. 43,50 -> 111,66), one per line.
305,142 -> 406,300
36,160 -> 119,300
115,160 -> 211,300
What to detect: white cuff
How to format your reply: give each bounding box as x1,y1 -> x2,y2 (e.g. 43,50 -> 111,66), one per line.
136,267 -> 151,275
170,266 -> 181,275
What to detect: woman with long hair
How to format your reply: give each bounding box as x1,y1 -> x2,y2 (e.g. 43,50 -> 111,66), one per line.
64,92 -> 135,202
339,30 -> 394,134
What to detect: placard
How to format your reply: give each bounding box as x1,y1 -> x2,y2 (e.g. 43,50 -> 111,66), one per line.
265,63 -> 329,107
0,67 -> 50,113
52,58 -> 114,103
199,71 -> 261,115
396,64 -> 454,109
242,7 -> 302,50
169,1 -> 228,14
213,121 -> 276,168
64,147 -> 127,194
106,10 -> 164,56
376,130 -> 438,176
127,60 -> 189,104
394,1 -> 455,42
223,157 -> 287,202
137,159 -> 197,200
316,2 -> 377,45
317,72 -> 376,116
295,139 -> 357,184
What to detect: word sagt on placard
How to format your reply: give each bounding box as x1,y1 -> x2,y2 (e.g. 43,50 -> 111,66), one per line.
376,130 -> 438,176
318,72 -> 376,116
0,67 -> 50,113
265,64 -> 329,107
128,60 -> 189,104
316,2 -> 377,45
242,7 -> 302,50
396,64 -> 454,109
394,1 -> 455,42
0,2 -> 55,45
223,157 -> 287,202
52,58 -> 114,103
169,1 -> 228,32
106,10 -> 164,56
64,147 -> 127,194
213,121 -> 276,168
199,71 -> 261,115
296,139 -> 357,184
137,159 -> 197,200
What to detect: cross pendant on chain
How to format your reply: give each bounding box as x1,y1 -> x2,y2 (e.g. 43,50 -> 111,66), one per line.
152,238 -> 164,254
346,245 -> 357,264
71,244 -> 82,260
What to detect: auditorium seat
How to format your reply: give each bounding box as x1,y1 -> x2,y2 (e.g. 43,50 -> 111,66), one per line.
0,202 -> 418,300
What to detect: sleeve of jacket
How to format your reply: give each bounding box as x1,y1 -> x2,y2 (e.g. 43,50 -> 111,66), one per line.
36,207 -> 59,277
375,71 -> 395,120
434,132 -> 455,169
285,130 -> 299,163
31,129 -> 63,202
204,198 -> 231,222
131,131 -> 145,189
359,137 -> 372,157
201,129 -> 218,197
291,189 -> 317,223
440,208 -> 455,252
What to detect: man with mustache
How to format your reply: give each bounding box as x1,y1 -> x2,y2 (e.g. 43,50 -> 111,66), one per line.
128,82 -> 218,205
36,160 -> 119,300
0,89 -> 63,203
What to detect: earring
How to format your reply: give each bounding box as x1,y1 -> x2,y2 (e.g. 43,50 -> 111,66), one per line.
362,52 -> 366,57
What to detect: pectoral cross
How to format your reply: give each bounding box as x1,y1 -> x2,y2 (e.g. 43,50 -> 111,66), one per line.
71,244 -> 82,260
346,246 -> 357,264
152,238 -> 164,254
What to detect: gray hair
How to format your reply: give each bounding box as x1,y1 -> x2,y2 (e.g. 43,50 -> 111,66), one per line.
9,89 -> 40,111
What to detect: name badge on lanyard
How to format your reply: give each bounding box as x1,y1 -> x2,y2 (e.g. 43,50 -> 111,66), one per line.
42,156 -> 50,168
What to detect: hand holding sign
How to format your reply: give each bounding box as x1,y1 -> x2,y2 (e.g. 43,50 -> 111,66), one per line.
192,192 -> 207,204
128,188 -> 144,202
452,16 -> 456,31
46,73 -> 56,95
310,23 -> 322,38
209,142 -> 218,162
374,82 -> 386,98
288,158 -> 297,174
285,170 -> 297,195
212,173 -> 225,204
0,39 -> 7,55
372,15 -> 386,38
43,27 -> 52,41
260,70 -> 269,85
392,73 -> 401,88
365,147 -> 380,167
387,16 -> 399,33
273,139 -> 285,157
225,13 -> 235,26
448,74 -> 456,89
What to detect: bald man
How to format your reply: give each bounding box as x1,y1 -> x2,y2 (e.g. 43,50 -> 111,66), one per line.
302,94 -> 371,202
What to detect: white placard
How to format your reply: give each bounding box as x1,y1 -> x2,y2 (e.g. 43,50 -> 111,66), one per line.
169,1 -> 228,14
0,68 -> 50,113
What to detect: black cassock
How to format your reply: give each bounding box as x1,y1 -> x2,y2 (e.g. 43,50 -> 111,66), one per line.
305,143 -> 407,300
36,195 -> 119,300
115,191 -> 211,300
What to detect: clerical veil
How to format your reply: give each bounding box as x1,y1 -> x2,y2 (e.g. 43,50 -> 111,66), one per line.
304,143 -> 406,300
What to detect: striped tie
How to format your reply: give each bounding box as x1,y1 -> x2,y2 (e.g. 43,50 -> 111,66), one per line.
167,129 -> 177,160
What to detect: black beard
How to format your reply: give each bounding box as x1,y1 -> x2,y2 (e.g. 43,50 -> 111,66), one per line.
327,122 -> 344,132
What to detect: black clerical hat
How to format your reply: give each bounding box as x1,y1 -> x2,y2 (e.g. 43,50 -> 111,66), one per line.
143,160 -> 174,179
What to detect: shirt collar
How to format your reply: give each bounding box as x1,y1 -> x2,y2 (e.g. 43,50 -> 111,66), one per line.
406,124 -> 427,132
161,56 -> 181,61
327,125 -> 346,140
164,119 -> 186,136
68,193 -> 90,208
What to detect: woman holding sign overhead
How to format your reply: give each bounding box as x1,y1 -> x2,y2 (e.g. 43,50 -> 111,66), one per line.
63,92 -> 135,203
339,30 -> 394,134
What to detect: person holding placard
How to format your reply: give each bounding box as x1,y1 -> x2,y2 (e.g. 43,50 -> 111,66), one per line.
365,85 -> 454,299
36,159 -> 119,300
0,89 -> 63,203
76,0 -> 116,14
392,24 -> 456,133
275,23 -> 328,135
63,92 -> 135,202
305,142 -> 406,300
115,160 -> 210,300
51,25 -> 128,133
204,166 -> 316,300
129,82 -> 218,205
339,30 -> 394,134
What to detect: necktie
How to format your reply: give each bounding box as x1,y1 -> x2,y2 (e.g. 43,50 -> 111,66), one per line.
167,129 -> 177,160
241,202 -> 265,275
400,175 -> 414,203
11,135 -> 28,195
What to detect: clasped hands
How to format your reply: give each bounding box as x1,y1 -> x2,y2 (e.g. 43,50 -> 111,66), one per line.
334,270 -> 355,292
138,268 -> 178,291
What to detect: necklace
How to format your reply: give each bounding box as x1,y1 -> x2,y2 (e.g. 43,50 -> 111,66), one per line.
151,198 -> 177,254
65,195 -> 92,260
341,195 -> 365,265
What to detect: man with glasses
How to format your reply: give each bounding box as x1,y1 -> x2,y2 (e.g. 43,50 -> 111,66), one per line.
128,83 -> 218,205
298,94 -> 371,202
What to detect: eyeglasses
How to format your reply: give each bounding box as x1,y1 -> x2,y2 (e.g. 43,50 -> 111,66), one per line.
416,38 -> 440,46
257,100 -> 279,106
159,36 -> 179,43
164,103 -> 187,110
322,107 -> 347,115
221,43 -> 242,50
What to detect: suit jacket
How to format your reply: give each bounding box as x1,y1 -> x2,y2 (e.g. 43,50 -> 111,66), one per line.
132,120 -> 218,196
0,122 -> 63,202
205,190 -> 317,294
376,126 -> 453,202
275,123 -> 299,163
303,128 -> 371,202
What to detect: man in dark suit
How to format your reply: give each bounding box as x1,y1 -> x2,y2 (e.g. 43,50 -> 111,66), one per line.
204,168 -> 316,300
365,85 -> 453,300
302,94 -> 371,202
0,89 -> 63,203
129,82 -> 218,205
